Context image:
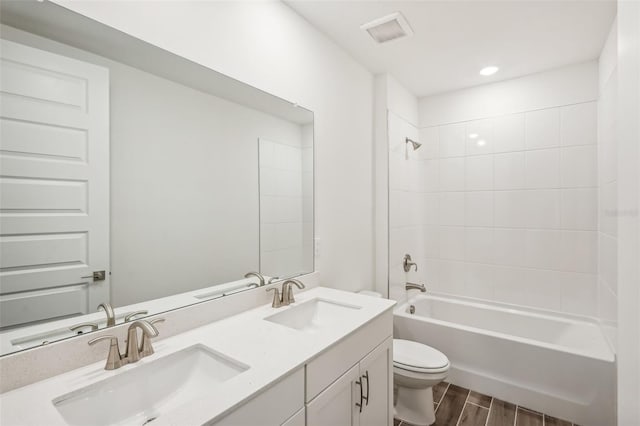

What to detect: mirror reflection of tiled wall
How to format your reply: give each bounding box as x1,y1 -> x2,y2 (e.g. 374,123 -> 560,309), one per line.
259,132 -> 313,279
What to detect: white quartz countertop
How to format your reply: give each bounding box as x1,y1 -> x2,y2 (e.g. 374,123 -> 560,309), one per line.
0,287 -> 395,426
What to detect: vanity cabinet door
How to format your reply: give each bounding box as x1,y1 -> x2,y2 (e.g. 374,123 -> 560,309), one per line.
358,337 -> 393,426
281,408 -> 305,426
306,364 -> 361,426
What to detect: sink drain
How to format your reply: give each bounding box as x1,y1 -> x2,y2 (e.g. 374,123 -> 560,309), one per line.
142,416 -> 157,425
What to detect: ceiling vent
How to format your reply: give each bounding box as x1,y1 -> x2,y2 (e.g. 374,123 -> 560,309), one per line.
361,12 -> 414,44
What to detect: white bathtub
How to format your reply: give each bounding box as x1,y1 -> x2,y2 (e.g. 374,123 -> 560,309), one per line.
394,294 -> 615,426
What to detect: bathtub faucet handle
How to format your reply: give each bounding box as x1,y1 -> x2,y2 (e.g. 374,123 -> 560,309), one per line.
403,254 -> 418,272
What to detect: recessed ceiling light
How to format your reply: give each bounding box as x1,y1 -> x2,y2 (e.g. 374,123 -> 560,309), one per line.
480,66 -> 499,76
477,139 -> 486,147
468,133 -> 479,139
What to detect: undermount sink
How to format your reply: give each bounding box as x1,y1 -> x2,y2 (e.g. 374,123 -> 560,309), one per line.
53,344 -> 249,426
264,298 -> 361,332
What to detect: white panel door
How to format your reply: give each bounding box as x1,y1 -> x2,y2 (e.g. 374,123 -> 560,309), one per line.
306,364 -> 361,426
359,338 -> 393,426
0,39 -> 109,328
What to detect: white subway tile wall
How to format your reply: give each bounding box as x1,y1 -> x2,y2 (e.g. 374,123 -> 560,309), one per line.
259,136 -> 313,278
389,101 -> 599,316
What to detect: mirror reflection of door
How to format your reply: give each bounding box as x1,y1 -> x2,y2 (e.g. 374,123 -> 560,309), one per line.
0,40 -> 110,329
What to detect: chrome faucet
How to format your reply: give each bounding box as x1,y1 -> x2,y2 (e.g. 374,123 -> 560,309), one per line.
88,335 -> 124,370
244,271 -> 265,286
98,302 -> 116,327
88,318 -> 163,370
403,254 -> 418,272
266,286 -> 283,308
405,282 -> 426,292
282,279 -> 305,304
125,320 -> 159,364
266,279 -> 306,308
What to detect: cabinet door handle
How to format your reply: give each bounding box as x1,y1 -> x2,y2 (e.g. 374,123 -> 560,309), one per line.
362,371 -> 370,406
355,377 -> 364,413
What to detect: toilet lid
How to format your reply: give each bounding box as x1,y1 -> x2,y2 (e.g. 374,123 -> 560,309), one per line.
393,339 -> 449,372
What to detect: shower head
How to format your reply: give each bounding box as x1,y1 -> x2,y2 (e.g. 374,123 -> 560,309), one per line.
405,137 -> 422,150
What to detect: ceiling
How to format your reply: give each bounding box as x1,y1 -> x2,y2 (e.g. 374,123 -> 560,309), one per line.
285,0 -> 616,97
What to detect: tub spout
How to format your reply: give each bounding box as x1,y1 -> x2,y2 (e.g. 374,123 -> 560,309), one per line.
406,282 -> 426,292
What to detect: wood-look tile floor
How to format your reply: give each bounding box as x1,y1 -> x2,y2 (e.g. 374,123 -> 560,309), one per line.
394,382 -> 577,426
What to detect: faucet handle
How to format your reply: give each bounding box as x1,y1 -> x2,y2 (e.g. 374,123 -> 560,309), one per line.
88,335 -> 124,370
70,322 -> 99,333
124,310 -> 149,322
403,254 -> 418,272
266,287 -> 282,308
140,318 -> 165,357
149,318 -> 165,326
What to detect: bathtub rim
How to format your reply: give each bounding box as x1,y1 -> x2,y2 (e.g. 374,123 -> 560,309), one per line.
394,293 -> 615,363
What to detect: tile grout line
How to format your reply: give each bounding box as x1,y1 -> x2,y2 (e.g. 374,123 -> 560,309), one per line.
438,382 -> 451,404
417,100 -> 596,129
485,397 -> 494,426
467,400 -> 491,409
434,382 -> 450,414
455,389 -> 472,426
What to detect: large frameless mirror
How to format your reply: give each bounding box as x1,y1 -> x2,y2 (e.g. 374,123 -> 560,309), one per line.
0,0 -> 314,356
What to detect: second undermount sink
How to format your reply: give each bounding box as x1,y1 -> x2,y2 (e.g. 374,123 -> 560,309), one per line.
264,298 -> 361,332
53,344 -> 249,426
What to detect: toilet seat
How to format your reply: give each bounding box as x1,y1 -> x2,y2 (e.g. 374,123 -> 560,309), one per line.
394,362 -> 450,374
393,339 -> 450,374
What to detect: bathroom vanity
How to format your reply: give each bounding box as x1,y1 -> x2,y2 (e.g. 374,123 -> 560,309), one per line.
0,287 -> 395,426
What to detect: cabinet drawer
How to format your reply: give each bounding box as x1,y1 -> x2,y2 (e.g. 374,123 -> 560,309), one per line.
306,309 -> 392,402
209,368 -> 304,426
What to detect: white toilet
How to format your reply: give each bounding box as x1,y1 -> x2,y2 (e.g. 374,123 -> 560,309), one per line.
358,291 -> 450,426
393,339 -> 450,426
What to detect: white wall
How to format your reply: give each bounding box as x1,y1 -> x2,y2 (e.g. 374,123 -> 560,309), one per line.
51,0 -> 375,292
410,63 -> 600,316
0,24 -> 308,306
616,1 -> 640,423
597,19 -> 618,350
419,62 -> 598,127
